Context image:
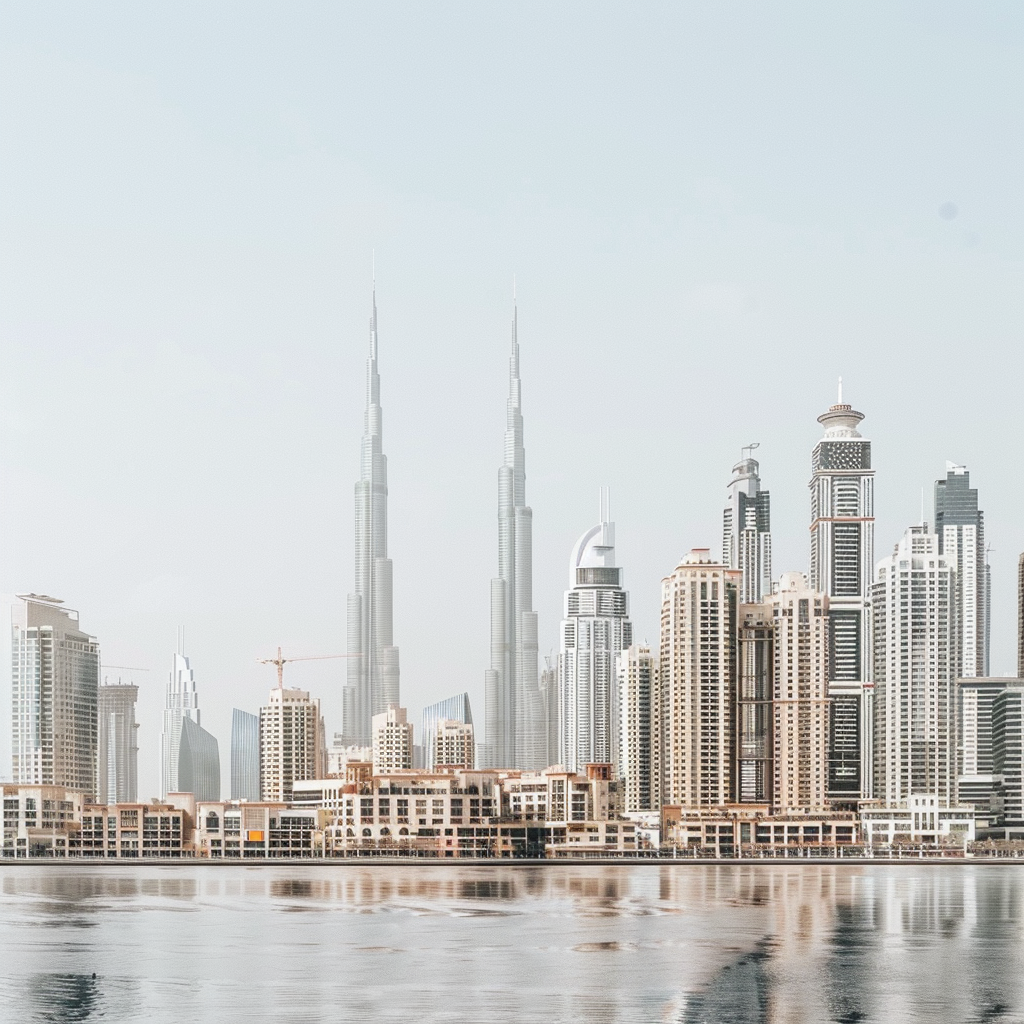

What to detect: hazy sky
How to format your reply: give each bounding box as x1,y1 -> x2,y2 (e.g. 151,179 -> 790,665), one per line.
1,4 -> 1021,798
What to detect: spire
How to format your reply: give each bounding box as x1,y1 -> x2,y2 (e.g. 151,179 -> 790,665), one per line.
838,375 -> 843,405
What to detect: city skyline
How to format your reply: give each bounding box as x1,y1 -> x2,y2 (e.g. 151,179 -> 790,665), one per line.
2,6 -> 1021,800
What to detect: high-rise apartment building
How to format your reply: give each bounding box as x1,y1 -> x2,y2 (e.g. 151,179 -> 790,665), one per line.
736,603 -> 773,803
872,525 -> 957,806
660,551 -> 740,808
809,385 -> 874,803
259,687 -> 326,802
958,677 -> 1024,820
11,595 -> 99,798
935,463 -> 989,677
420,693 -> 472,774
372,705 -> 413,773
344,289 -> 400,746
771,573 -> 830,812
230,709 -> 260,802
161,650 -> 201,799
435,720 -> 475,768
483,303 -> 544,769
97,680 -> 139,804
1019,554 -> 1024,677
558,496 -> 632,774
178,716 -> 221,802
617,644 -> 661,813
723,448 -> 772,603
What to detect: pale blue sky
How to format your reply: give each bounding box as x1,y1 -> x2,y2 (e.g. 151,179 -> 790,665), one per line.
1,3 -> 1021,797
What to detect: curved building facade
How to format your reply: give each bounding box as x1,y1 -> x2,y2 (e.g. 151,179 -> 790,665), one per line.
558,495 -> 632,774
178,715 -> 221,803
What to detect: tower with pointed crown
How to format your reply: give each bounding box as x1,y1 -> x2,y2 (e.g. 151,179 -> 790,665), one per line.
482,302 -> 545,768
343,288 -> 400,745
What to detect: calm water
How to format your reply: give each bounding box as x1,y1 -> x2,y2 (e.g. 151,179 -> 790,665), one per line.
1,862 -> 1023,1023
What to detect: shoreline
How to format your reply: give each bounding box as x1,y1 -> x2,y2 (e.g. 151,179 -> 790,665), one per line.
2,855 -> 1020,868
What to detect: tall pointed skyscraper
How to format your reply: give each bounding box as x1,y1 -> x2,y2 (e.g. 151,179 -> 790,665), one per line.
343,288 -> 400,745
482,302 -> 544,769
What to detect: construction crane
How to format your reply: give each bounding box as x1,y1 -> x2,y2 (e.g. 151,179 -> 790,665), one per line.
100,664 -> 150,684
257,648 -> 361,689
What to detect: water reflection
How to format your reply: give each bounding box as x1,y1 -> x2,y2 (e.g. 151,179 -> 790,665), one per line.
1,864 -> 1023,1022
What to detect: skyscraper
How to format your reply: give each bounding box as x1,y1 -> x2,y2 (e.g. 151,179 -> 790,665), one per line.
736,602 -> 773,803
483,303 -> 544,769
161,649 -> 201,799
809,383 -> 874,803
230,709 -> 260,802
935,463 -> 989,677
420,693 -> 473,774
872,525 -> 957,806
260,687 -> 326,802
771,573 -> 830,812
97,680 -> 139,804
1019,554 -> 1024,677
558,494 -> 633,774
11,595 -> 99,798
343,288 -> 400,747
178,716 -> 221,802
659,550 -> 741,807
723,447 -> 772,603
617,644 -> 661,813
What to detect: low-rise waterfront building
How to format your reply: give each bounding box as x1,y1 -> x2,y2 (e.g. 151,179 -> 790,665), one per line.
860,795 -> 976,847
74,801 -> 191,858
1,784 -> 83,858
661,804 -> 859,857
194,800 -> 325,858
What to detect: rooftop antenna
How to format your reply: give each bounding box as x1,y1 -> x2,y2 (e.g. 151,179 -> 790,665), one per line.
920,487 -> 925,526
838,376 -> 843,404
599,486 -> 610,523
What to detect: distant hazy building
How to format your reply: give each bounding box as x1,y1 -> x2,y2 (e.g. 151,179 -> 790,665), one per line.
483,303 -> 545,770
230,709 -> 260,802
771,573 -> 830,812
558,497 -> 632,774
11,595 -> 99,798
617,644 -> 661,813
372,705 -> 413,773
435,720 -> 475,768
809,385 -> 874,804
343,288 -> 400,746
723,448 -> 772,603
260,687 -> 326,803
660,551 -> 740,807
421,693 -> 473,773
161,651 -> 202,799
178,715 -> 221,802
539,656 -> 559,768
97,681 -> 139,804
872,525 -> 957,806
935,463 -> 989,677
